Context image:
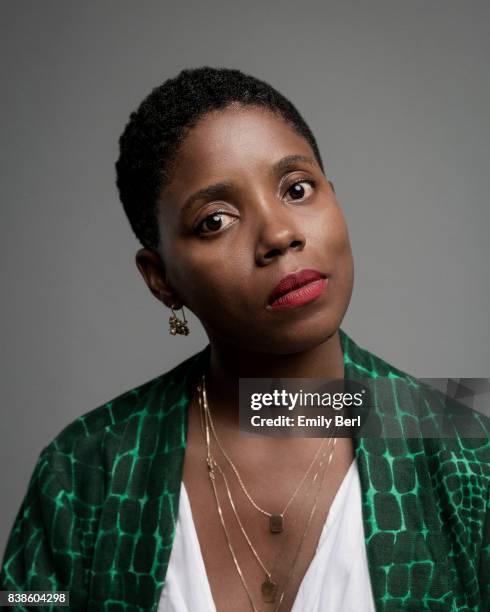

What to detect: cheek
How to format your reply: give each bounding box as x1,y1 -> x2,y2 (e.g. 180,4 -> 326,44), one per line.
315,206 -> 351,256
168,248 -> 250,315
319,208 -> 354,292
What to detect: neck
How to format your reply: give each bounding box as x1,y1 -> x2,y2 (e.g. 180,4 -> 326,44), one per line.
202,329 -> 344,426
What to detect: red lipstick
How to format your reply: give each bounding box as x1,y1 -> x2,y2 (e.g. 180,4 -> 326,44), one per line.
268,268 -> 328,309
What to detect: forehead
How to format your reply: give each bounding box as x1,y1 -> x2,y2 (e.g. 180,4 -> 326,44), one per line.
163,105 -> 316,200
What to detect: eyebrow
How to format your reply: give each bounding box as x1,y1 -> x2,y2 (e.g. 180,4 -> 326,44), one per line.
270,154 -> 317,177
179,154 -> 318,218
179,181 -> 234,219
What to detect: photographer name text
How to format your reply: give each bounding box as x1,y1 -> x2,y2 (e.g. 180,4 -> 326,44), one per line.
249,414 -> 360,428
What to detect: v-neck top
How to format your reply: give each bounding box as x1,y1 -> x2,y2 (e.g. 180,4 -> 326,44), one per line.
158,459 -> 376,611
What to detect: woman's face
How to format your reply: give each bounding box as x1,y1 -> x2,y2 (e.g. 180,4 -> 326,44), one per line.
139,104 -> 354,354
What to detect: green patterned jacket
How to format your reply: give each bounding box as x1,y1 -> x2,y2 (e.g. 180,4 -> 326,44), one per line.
1,329 -> 489,611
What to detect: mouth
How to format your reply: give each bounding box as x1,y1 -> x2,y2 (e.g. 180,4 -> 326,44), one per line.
267,268 -> 328,309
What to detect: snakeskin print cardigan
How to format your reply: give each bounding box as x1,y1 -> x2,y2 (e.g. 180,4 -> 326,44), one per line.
2,329 -> 489,611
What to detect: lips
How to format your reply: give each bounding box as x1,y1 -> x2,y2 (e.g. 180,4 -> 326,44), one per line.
268,268 -> 327,305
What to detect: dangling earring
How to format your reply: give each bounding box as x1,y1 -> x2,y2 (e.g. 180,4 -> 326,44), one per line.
169,304 -> 190,336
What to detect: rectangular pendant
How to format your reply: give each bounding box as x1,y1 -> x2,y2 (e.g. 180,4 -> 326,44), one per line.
261,578 -> 278,603
269,514 -> 283,533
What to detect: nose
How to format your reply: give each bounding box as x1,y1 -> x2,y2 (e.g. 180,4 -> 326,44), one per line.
255,205 -> 306,266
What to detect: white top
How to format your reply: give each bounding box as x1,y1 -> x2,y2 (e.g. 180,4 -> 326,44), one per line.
158,459 -> 376,612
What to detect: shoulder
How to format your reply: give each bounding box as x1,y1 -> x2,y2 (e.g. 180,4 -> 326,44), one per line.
344,331 -> 490,573
342,328 -> 490,474
41,345 -> 209,478
340,327 -> 423,382
343,328 -> 490,429
1,347 -> 209,594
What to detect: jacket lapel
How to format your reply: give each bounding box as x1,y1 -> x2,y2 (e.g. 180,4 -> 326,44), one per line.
88,348 -> 208,610
342,330 -> 454,610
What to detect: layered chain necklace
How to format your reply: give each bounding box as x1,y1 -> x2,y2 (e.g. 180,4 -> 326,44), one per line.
201,375 -> 328,534
197,373 -> 338,611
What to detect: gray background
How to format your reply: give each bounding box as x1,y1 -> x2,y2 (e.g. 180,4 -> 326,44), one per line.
1,1 -> 489,556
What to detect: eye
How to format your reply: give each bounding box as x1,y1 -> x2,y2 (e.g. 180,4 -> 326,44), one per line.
194,210 -> 236,235
283,179 -> 316,202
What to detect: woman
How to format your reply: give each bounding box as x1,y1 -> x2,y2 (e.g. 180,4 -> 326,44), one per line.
1,67 -> 489,611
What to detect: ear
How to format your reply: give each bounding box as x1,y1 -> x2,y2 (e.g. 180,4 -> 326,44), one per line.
135,248 -> 182,308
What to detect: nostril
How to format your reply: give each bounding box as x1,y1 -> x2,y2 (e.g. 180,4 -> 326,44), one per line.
264,239 -> 303,259
264,247 -> 283,259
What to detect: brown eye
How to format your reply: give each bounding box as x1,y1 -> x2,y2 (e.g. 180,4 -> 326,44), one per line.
284,180 -> 316,201
203,213 -> 223,232
195,210 -> 236,235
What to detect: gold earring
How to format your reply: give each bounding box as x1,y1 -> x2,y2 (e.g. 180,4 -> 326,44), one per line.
169,304 -> 190,336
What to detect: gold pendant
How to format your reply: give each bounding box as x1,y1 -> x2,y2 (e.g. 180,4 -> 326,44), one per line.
269,514 -> 284,533
261,577 -> 278,603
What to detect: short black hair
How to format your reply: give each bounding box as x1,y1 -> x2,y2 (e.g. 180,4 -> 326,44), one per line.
115,67 -> 324,251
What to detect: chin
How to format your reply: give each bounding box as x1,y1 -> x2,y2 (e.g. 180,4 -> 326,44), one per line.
243,317 -> 340,355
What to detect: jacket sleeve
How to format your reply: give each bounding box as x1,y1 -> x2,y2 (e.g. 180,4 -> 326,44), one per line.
479,483 -> 490,611
0,447 -> 89,610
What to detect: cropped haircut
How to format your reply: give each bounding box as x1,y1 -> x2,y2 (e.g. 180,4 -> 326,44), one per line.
116,67 -> 324,250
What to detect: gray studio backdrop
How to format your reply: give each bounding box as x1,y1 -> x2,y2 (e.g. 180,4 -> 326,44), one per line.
1,1 -> 489,556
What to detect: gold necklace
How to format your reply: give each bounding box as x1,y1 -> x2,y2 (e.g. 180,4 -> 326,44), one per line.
205,435 -> 335,608
197,375 -> 338,609
275,436 -> 337,611
199,374 -> 327,534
